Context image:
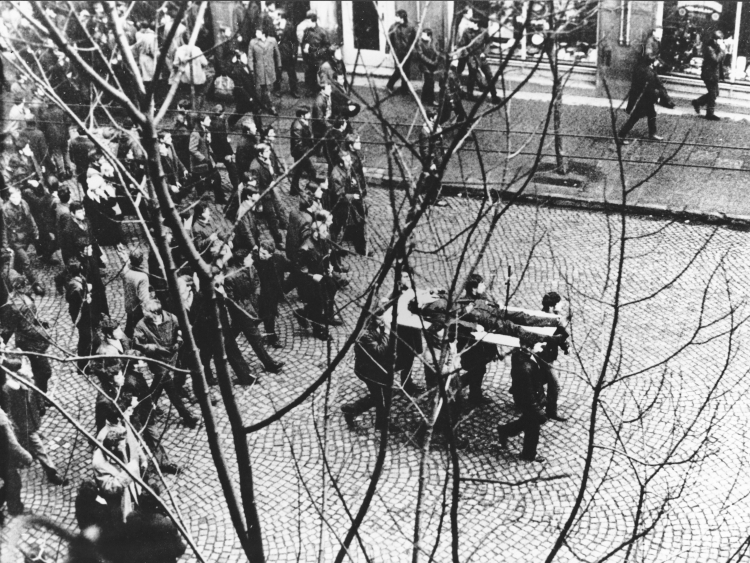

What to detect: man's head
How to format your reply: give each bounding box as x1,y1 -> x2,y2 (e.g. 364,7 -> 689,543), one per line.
258,239 -> 275,260
421,28 -> 433,42
399,264 -> 415,290
519,333 -> 535,351
103,426 -> 126,453
306,9 -> 317,23
71,201 -> 86,221
296,106 -> 311,122
542,291 -> 562,313
7,186 -> 21,206
143,299 -> 164,323
712,29 -> 724,41
338,150 -> 352,169
323,82 -> 332,96
194,200 -> 211,223
212,104 -> 224,118
255,27 -> 265,40
263,126 -> 277,144
257,142 -> 271,160
465,273 -> 486,297
311,213 -> 329,240
652,27 -> 663,42
129,248 -> 144,268
396,9 -> 408,25
58,186 -> 71,204
242,118 -> 257,135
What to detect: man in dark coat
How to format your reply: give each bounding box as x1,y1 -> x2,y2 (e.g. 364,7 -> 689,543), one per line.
253,240 -> 291,348
328,149 -> 367,255
249,143 -> 285,250
63,259 -> 96,373
497,333 -> 548,462
386,10 -> 416,94
133,299 -> 198,428
301,12 -> 330,94
692,30 -> 726,121
209,105 -> 239,192
275,10 -> 299,97
456,17 -> 500,103
221,250 -> 284,374
289,106 -> 316,195
233,0 -> 259,52
416,28 -> 440,106
340,309 -> 396,432
171,101 -> 192,170
39,102 -> 71,177
618,60 -> 663,144
4,186 -> 42,294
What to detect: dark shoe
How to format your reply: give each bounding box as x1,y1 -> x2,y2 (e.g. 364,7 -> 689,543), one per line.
705,113 -> 721,121
268,339 -> 283,349
342,408 -> 357,429
548,414 -> 568,422
469,393 -> 492,406
616,137 -> 630,146
661,100 -> 676,109
233,376 -> 258,386
375,422 -> 403,433
31,283 -> 46,297
520,455 -> 546,463
265,361 -> 284,373
294,308 -> 310,329
648,134 -> 663,141
182,415 -> 199,429
497,426 -> 508,449
327,314 -> 344,326
490,96 -> 502,104
159,462 -> 180,475
8,502 -> 24,516
692,99 -> 701,114
403,382 -> 425,396
46,470 -> 69,486
337,264 -> 350,273
313,329 -> 330,341
385,84 -> 395,95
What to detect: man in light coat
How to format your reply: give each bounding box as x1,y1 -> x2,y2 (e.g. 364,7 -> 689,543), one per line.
248,27 -> 281,115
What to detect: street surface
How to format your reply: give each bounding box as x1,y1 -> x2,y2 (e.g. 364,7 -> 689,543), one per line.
2,179 -> 750,562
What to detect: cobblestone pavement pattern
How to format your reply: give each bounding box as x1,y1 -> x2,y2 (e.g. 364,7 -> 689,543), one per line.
2,90 -> 750,562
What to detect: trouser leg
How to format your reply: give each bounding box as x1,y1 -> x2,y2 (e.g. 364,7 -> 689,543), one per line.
150,369 -> 193,421
240,320 -> 275,369
141,423 -> 169,466
463,365 -> 487,400
5,466 -> 23,514
77,325 -> 94,373
618,112 -> 640,138
224,160 -> 240,192
28,354 -> 52,394
224,330 -> 256,384
370,382 -> 391,430
544,366 -> 560,417
263,206 -> 284,246
422,72 -> 435,105
481,62 -> 497,99
262,314 -> 277,343
125,308 -> 142,339
466,64 -> 477,98
285,59 -> 298,94
198,343 -> 215,383
28,431 -> 56,473
12,244 -> 36,286
399,59 -> 412,92
341,390 -> 376,417
520,413 -> 542,460
386,67 -> 400,91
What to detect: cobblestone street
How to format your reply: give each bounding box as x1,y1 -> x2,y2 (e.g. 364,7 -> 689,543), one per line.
3,180 -> 750,562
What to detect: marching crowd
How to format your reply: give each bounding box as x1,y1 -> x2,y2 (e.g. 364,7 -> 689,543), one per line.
0,1 -> 573,558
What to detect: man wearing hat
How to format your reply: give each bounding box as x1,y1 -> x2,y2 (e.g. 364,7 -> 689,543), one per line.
209,104 -> 239,192
456,16 -> 501,104
290,106 -> 316,195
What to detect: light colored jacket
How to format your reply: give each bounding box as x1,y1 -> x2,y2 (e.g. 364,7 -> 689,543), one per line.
248,36 -> 281,87
120,263 -> 150,314
133,29 -> 158,81
170,44 -> 208,85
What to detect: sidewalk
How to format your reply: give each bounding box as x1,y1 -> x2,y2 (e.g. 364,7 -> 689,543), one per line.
276,76 -> 750,229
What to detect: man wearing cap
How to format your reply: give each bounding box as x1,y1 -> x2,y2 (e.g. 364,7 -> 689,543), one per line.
386,10 -> 417,95
457,16 -> 501,104
301,11 -> 330,95
275,10 -> 300,98
290,106 -> 316,195
692,30 -> 725,121
248,26 -> 281,116
209,105 -> 239,192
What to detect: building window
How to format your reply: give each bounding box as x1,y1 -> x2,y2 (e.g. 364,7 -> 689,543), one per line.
453,1 -> 599,66
660,1 -> 743,81
352,0 -> 381,51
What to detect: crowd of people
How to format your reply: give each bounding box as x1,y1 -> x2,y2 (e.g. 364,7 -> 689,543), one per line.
0,2 -> 577,558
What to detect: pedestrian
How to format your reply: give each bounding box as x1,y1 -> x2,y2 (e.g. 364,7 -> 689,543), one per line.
38,102 -> 71,178
4,185 -> 44,296
208,104 -> 239,193
497,333 -> 549,463
328,148 -> 367,255
312,82 -> 333,154
248,26 -> 281,116
250,142 -> 286,250
132,22 -> 158,94
300,11 -> 330,95
232,0 -> 259,52
387,264 -> 425,396
341,307 -> 398,432
418,109 -> 444,168
22,176 -> 58,263
231,174 -> 263,255
0,402 -> 32,523
286,184 -> 320,293
171,100 -> 192,170
188,112 -> 223,204
297,213 -> 344,340
222,248 -> 285,371
535,291 -> 569,422
170,42 -> 208,109
236,118 -> 260,178
275,10 -> 299,98
692,30 -> 725,121
191,200 -> 229,258
84,156 -> 125,247
289,106 -> 316,195
0,352 -> 69,485
438,58 -> 467,124
416,28 -> 440,106
386,10 -> 416,95
62,259 -> 97,373
618,59 -> 664,144
253,239 -> 292,348
456,17 -> 500,104
0,275 -> 53,395
157,131 -> 187,201
133,299 -> 198,429
117,247 -> 150,339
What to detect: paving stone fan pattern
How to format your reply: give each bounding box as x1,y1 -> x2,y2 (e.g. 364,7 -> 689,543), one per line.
2,182 -> 750,563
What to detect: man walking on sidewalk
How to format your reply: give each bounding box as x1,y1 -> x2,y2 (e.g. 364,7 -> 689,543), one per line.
692,30 -> 725,121
618,60 -> 663,144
